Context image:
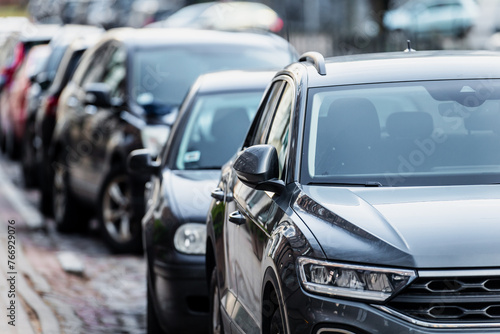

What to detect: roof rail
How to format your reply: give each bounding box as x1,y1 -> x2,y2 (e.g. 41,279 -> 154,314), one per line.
299,51 -> 326,76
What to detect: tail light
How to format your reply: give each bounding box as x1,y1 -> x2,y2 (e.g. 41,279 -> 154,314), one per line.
44,95 -> 59,117
270,17 -> 284,32
4,42 -> 25,85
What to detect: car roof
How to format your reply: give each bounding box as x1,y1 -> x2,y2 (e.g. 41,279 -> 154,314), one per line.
101,27 -> 291,51
18,24 -> 61,42
194,70 -> 276,94
299,51 -> 500,88
49,24 -> 104,48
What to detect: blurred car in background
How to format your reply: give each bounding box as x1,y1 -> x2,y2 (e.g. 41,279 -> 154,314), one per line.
0,17 -> 33,47
34,33 -> 102,214
5,44 -> 51,162
129,70 -> 274,334
147,1 -> 283,32
384,0 -> 479,38
50,28 -> 296,253
0,24 -> 60,158
21,25 -> 103,189
127,0 -> 182,27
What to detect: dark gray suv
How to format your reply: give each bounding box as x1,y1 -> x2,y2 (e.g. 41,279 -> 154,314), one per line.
206,50 -> 500,333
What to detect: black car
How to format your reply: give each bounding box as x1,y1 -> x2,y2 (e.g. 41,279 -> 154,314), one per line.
206,51 -> 500,334
51,28 -> 296,253
129,70 -> 275,334
22,25 -> 103,189
34,33 -> 102,215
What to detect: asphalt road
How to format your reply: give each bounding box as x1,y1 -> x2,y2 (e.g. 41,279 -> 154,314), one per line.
0,154 -> 146,334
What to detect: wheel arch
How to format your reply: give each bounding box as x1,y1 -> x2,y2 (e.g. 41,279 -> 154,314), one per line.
262,267 -> 288,334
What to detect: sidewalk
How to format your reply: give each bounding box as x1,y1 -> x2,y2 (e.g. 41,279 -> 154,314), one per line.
0,163 -> 60,334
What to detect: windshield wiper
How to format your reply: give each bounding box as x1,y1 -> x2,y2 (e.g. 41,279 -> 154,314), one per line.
308,181 -> 383,187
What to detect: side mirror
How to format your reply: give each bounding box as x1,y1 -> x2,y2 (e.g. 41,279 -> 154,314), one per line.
35,72 -> 51,90
84,82 -> 112,107
127,149 -> 161,175
233,144 -> 285,194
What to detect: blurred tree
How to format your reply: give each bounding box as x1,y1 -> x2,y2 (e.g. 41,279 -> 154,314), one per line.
372,0 -> 391,32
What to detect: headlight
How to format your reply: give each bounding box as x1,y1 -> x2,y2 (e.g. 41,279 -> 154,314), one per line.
173,223 -> 206,255
141,125 -> 170,156
298,257 -> 416,302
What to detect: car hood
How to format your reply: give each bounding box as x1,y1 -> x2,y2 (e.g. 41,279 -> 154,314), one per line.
165,169 -> 220,222
295,185 -> 500,269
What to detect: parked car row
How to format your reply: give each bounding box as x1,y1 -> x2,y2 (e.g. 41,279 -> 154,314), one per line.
4,9 -> 500,334
0,23 -> 296,253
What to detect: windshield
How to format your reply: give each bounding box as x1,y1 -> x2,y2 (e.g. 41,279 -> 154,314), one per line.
175,90 -> 263,170
302,79 -> 500,186
131,46 -> 293,115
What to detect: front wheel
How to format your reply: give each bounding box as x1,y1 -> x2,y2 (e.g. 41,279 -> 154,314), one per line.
21,120 -> 38,188
147,272 -> 166,334
52,151 -> 89,232
209,267 -> 223,334
98,168 -> 143,253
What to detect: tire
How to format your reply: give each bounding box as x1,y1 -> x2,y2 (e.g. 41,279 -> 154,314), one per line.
39,160 -> 54,217
209,267 -> 223,334
21,120 -> 37,188
98,168 -> 143,253
147,273 -> 166,334
5,128 -> 20,160
0,127 -> 6,153
52,151 -> 89,232
269,303 -> 285,334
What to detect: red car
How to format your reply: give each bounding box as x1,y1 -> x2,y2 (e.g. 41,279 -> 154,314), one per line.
0,24 -> 59,158
6,45 -> 51,160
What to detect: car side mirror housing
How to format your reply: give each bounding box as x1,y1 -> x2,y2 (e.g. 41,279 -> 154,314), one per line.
35,72 -> 51,90
233,144 -> 285,194
127,149 -> 161,175
84,82 -> 113,107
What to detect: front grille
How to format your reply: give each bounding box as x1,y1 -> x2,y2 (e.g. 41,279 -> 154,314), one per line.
387,276 -> 500,323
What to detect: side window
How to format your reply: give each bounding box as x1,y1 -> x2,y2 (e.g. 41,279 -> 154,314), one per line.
101,46 -> 127,100
249,81 -> 284,146
77,43 -> 113,87
266,83 -> 293,179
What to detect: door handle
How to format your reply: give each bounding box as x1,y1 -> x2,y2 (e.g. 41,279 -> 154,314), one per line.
229,211 -> 246,225
211,188 -> 234,202
211,188 -> 224,201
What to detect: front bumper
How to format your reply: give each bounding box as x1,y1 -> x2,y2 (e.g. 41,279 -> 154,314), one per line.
152,260 -> 208,334
285,288 -> 500,334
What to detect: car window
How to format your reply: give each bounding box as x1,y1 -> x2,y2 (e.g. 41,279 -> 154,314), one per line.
131,46 -> 292,115
101,45 -> 127,99
76,42 -> 113,87
266,83 -> 293,179
174,90 -> 263,170
248,81 -> 284,147
302,79 -> 500,187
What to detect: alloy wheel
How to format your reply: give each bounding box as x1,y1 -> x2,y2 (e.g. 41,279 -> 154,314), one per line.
102,175 -> 133,243
52,162 -> 67,222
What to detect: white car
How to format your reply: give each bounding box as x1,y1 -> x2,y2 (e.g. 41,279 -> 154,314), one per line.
384,0 -> 479,37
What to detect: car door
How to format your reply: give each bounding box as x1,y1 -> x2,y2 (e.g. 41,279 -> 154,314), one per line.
82,43 -> 128,198
227,79 -> 294,333
220,79 -> 284,330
